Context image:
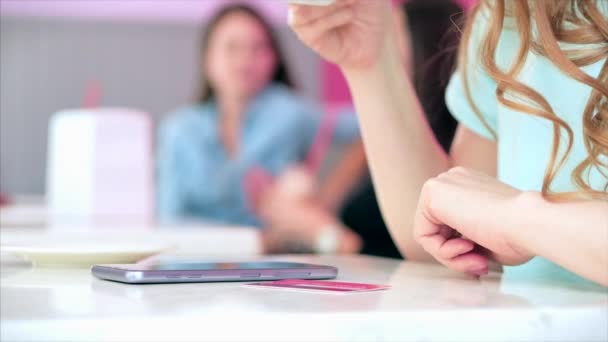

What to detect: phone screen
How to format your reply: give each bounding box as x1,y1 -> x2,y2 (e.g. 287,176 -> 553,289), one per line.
147,262 -> 313,271
106,261 -> 319,271
93,261 -> 338,283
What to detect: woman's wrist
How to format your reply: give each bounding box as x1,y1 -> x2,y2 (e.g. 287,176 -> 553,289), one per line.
317,224 -> 362,254
506,191 -> 546,259
342,20 -> 403,84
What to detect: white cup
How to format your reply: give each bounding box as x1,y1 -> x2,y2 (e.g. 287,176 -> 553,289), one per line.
46,108 -> 154,227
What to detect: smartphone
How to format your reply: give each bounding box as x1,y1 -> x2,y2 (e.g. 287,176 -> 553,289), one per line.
92,261 -> 338,284
287,0 -> 335,6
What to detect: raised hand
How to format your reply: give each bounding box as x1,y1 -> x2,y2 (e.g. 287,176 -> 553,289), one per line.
288,0 -> 391,70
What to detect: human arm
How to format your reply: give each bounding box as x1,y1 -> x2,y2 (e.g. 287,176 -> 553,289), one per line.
317,139 -> 367,211
319,1 -> 414,213
514,195 -> 608,286
255,110 -> 365,253
288,0 -> 496,260
299,104 -> 366,212
413,166 -> 608,286
259,192 -> 363,254
253,162 -> 364,254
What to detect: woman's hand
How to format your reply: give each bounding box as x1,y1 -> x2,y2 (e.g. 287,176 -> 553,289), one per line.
254,164 -> 361,254
258,185 -> 361,254
413,167 -> 534,276
288,0 -> 391,70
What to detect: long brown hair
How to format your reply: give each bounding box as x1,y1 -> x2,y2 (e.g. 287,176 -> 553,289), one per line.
459,0 -> 608,200
197,4 -> 294,103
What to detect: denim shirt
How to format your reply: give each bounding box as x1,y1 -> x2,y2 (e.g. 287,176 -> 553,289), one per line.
157,84 -> 359,227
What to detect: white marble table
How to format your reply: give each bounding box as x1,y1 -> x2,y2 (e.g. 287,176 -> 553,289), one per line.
0,196 -> 48,228
0,226 -> 262,259
2,254 -> 607,342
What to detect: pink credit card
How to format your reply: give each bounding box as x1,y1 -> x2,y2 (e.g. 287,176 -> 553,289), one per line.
244,279 -> 391,293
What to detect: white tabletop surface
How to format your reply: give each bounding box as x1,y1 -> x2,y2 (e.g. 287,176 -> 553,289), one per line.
0,226 -> 261,258
2,253 -> 607,342
0,196 -> 48,228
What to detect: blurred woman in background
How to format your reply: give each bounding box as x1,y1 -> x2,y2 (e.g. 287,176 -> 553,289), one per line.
157,4 -> 364,252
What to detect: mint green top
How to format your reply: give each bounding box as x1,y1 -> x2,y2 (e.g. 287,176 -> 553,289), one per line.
445,5 -> 607,289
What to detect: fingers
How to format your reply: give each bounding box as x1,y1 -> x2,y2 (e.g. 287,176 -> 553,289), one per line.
418,231 -> 489,275
414,174 -> 489,277
445,252 -> 489,276
289,0 -> 355,44
291,7 -> 354,45
437,237 -> 475,260
439,225 -> 460,239
288,0 -> 354,27
417,228 -> 488,275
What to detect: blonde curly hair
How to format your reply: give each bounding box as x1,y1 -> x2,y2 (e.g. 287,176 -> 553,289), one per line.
460,0 -> 607,200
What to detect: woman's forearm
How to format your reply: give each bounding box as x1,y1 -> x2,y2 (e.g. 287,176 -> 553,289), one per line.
342,35 -> 450,261
317,140 -> 368,211
514,193 -> 608,286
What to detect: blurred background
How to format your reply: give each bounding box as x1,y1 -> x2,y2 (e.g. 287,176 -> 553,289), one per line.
0,0 -> 474,260
0,0 -> 320,195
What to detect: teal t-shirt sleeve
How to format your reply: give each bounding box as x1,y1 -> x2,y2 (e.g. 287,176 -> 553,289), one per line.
445,8 -> 498,141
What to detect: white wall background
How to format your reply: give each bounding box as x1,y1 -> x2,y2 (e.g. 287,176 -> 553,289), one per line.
0,2 -> 319,195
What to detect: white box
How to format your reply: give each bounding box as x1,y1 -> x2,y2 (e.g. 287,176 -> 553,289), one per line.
46,108 -> 154,226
